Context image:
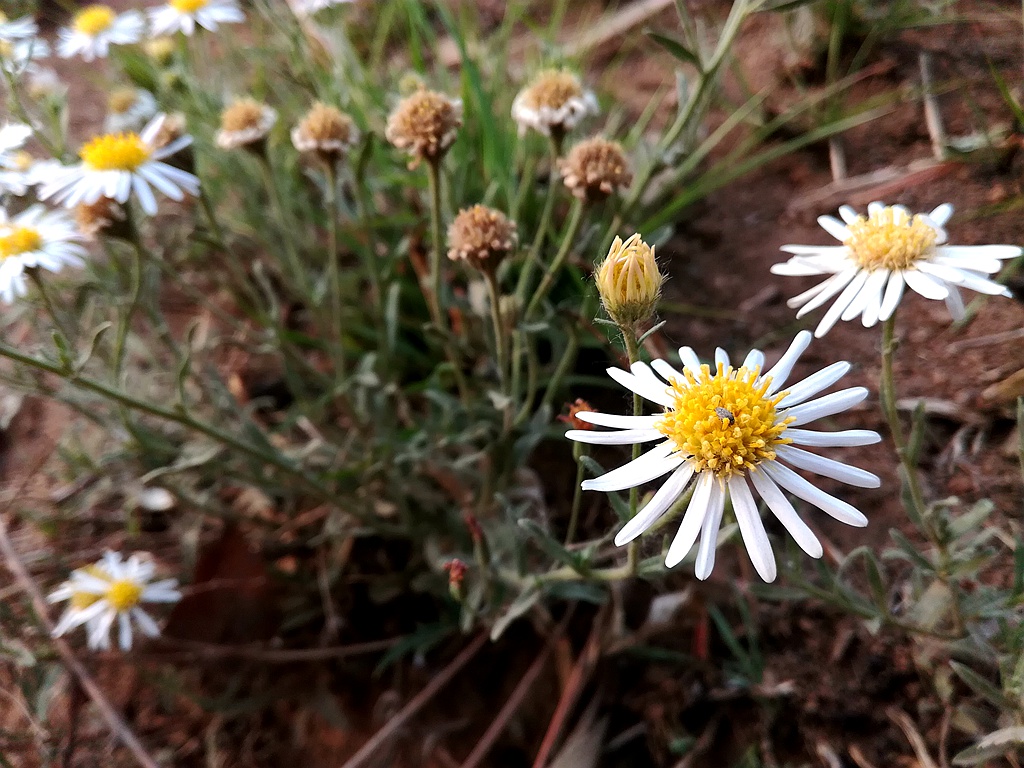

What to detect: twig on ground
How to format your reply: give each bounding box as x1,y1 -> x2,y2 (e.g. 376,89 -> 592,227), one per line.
848,744 -> 881,768
886,706 -> 940,768
339,632 -> 489,768
0,507 -> 160,768
920,52 -> 947,161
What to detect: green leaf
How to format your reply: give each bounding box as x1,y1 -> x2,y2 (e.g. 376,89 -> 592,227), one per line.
519,519 -> 586,571
953,726 -> 1024,765
886,528 -> 935,572
949,660 -> 1013,709
645,30 -> 701,70
491,584 -> 540,640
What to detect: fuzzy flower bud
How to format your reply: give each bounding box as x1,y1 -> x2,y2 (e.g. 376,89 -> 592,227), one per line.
596,233 -> 663,328
447,204 -> 518,273
385,88 -> 462,168
559,137 -> 632,201
291,102 -> 359,165
443,559 -> 467,602
511,68 -> 598,140
216,97 -> 277,152
144,36 -> 175,65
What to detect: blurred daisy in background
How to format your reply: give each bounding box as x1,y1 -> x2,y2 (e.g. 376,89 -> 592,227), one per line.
0,123 -> 33,195
216,97 -> 277,151
512,68 -> 598,139
39,114 -> 200,216
0,36 -> 50,75
0,205 -> 87,303
772,202 -> 1022,336
104,87 -> 158,134
0,12 -> 38,42
57,4 -> 145,62
292,0 -> 355,15
48,551 -> 181,651
566,331 -> 880,582
149,0 -> 245,36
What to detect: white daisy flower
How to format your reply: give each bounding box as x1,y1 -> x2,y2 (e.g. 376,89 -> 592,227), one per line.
25,67 -> 67,101
0,13 -> 38,43
216,98 -> 277,150
57,5 -> 145,62
48,551 -> 181,652
772,202 -> 1022,337
566,331 -> 880,582
149,0 -> 245,37
0,205 -> 87,302
293,0 -> 354,15
39,115 -> 200,217
104,88 -> 158,134
511,68 -> 598,138
0,37 -> 50,75
0,122 -> 33,195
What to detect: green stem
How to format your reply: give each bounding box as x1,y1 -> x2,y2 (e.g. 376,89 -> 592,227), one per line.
425,157 -> 446,329
622,324 -> 643,576
115,218 -> 146,380
259,154 -> 307,295
514,134 -> 562,305
324,164 -> 346,380
565,443 -> 587,546
351,168 -> 382,318
525,197 -> 584,321
484,270 -> 509,416
28,270 -> 73,343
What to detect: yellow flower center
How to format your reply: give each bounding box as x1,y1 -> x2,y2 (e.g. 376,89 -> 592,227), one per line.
655,363 -> 792,478
0,227 -> 42,259
170,0 -> 209,12
522,69 -> 584,110
11,150 -> 33,171
106,579 -> 143,611
108,88 -> 138,115
74,5 -> 116,35
844,206 -> 938,271
80,132 -> 151,171
70,564 -> 110,609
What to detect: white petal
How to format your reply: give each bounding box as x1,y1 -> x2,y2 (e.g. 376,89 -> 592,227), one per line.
606,366 -> 674,407
793,268 -> 858,317
581,441 -> 682,492
132,608 -> 161,637
742,350 -> 765,371
748,467 -> 822,558
650,358 -> 684,383
728,475 -> 776,582
763,331 -> 812,395
118,613 -> 133,651
936,244 -> 1020,261
665,472 -> 714,568
878,271 -> 905,321
678,347 -> 701,375
949,270 -> 1011,297
574,412 -> 662,429
714,348 -> 730,369
781,386 -> 868,426
771,260 -> 833,277
867,201 -> 885,216
929,203 -> 953,226
902,269 -> 949,300
776,361 -> 851,408
778,244 -> 850,256
932,254 -> 1004,275
860,268 -> 888,328
944,286 -> 965,321
566,428 -> 664,445
838,205 -> 859,224
817,215 -> 849,242
614,464 -> 695,545
776,444 -> 880,488
762,462 -> 868,527
814,269 -> 871,337
694,480 -> 725,580
786,428 -> 881,447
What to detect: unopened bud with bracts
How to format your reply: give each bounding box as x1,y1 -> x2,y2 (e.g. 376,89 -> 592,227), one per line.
595,233 -> 663,329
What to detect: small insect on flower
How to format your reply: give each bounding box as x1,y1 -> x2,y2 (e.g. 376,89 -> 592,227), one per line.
149,0 -> 245,37
559,137 -> 632,201
291,102 -> 359,165
57,5 -> 145,62
39,114 -> 200,217
447,204 -> 518,273
772,202 -> 1022,336
49,551 -> 181,651
0,205 -> 87,303
385,88 -> 462,168
595,233 -> 664,330
511,68 -> 598,140
216,98 -> 278,151
565,331 -> 881,582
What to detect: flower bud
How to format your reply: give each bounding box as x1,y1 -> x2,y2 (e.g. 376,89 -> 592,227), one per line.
385,88 -> 462,169
447,204 -> 517,273
559,137 -> 632,201
596,233 -> 663,329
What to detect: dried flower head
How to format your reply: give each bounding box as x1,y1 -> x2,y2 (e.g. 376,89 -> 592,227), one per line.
447,204 -> 518,272
511,68 -> 598,139
596,233 -> 664,328
559,398 -> 596,430
216,97 -> 277,150
559,137 -> 632,201
385,88 -> 462,168
144,36 -> 176,64
291,102 -> 359,163
75,196 -> 128,240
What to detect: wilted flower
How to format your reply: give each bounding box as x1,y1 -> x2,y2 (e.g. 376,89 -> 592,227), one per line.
291,102 -> 359,164
596,233 -> 664,329
385,88 -> 462,168
511,68 -> 598,139
149,0 -> 244,36
772,202 -> 1022,336
216,97 -> 277,151
0,205 -> 87,303
566,332 -> 880,582
49,551 -> 181,651
75,196 -> 128,240
559,137 -> 632,201
104,88 -> 158,134
447,204 -> 517,273
57,5 -> 145,62
39,115 -> 200,216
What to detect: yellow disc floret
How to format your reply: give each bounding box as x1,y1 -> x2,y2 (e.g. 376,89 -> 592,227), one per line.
74,5 -> 116,35
520,69 -> 584,111
106,579 -> 143,611
80,132 -> 151,171
0,227 -> 42,259
656,363 -> 791,478
844,205 -> 938,271
70,564 -> 110,609
170,0 -> 209,12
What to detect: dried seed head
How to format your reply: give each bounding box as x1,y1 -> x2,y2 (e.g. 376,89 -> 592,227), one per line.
75,197 -> 128,240
595,233 -> 664,329
291,102 -> 358,162
511,68 -> 598,138
150,112 -> 187,151
216,98 -> 277,150
559,137 -> 632,201
385,88 -> 462,168
447,204 -> 517,273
